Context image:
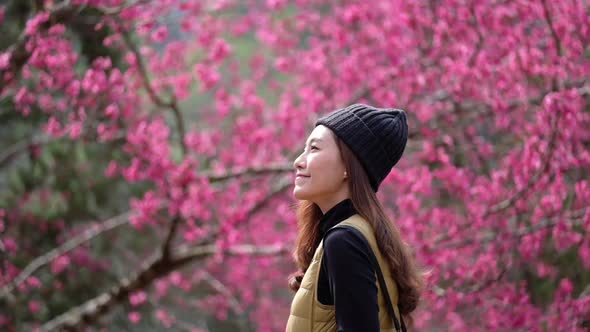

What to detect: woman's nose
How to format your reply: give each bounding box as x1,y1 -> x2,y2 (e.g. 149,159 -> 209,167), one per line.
293,152 -> 305,170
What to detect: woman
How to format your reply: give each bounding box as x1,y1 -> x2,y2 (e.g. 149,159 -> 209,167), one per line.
285,104 -> 424,332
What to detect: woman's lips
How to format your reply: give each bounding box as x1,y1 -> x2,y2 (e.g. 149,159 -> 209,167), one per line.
295,174 -> 310,182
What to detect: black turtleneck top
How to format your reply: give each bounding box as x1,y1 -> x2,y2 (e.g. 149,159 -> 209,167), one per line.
317,199 -> 379,331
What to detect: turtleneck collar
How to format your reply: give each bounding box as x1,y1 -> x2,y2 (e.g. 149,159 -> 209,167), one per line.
318,199 -> 357,237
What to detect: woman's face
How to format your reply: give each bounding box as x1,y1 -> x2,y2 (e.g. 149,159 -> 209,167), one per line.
293,125 -> 348,208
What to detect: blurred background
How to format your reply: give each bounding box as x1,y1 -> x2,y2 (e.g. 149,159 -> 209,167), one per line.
0,0 -> 589,331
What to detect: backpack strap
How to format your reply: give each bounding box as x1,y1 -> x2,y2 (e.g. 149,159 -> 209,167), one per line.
323,225 -> 407,332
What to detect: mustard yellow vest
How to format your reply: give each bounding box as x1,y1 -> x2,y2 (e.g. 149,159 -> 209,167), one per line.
285,215 -> 402,332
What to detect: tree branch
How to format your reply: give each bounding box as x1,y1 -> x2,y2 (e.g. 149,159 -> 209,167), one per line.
40,175 -> 292,331
39,243 -> 286,331
433,103 -> 566,246
433,268 -> 507,297
483,107 -> 561,218
1,169 -> 291,303
468,3 -> 485,66
96,0 -> 151,16
162,168 -> 291,258
514,208 -> 587,238
117,24 -> 187,155
468,268 -> 506,293
161,216 -> 181,260
0,212 -> 131,301
201,271 -> 244,315
439,208 -> 587,249
541,0 -> 563,57
205,164 -> 293,182
540,0 -> 564,91
0,135 -> 52,169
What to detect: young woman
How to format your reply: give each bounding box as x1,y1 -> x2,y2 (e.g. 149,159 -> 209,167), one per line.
285,104 -> 424,332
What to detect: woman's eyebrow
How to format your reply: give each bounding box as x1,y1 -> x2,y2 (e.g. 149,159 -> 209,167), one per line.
307,138 -> 323,145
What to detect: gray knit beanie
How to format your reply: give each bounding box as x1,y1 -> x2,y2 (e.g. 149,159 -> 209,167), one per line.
316,103 -> 408,192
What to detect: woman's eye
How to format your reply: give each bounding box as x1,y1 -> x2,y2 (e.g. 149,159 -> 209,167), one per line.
310,145 -> 319,150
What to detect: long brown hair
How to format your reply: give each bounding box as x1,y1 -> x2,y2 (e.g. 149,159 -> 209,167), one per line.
288,132 -> 425,323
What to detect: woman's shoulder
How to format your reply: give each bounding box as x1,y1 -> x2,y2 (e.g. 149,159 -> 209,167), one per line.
323,224 -> 371,255
328,214 -> 373,239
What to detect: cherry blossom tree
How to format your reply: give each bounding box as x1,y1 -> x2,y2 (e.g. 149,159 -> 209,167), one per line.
0,0 -> 589,331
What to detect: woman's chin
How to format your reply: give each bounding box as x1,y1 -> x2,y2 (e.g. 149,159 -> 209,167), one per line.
293,187 -> 309,200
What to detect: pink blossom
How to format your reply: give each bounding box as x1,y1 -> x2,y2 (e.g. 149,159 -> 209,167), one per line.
170,73 -> 193,100
104,161 -> 118,177
178,2 -> 202,14
28,301 -> 41,314
128,311 -> 141,324
169,271 -> 183,286
215,88 -> 233,117
122,158 -> 142,182
129,191 -> 161,229
125,52 -> 137,66
194,63 -> 220,91
535,262 -> 555,278
552,219 -> 583,252
96,123 -> 116,142
93,57 -> 112,70
155,309 -> 174,328
208,39 -> 231,62
44,117 -> 63,137
151,26 -> 169,43
14,87 -> 33,107
129,291 -> 147,306
558,279 -> 574,297
0,52 -> 10,70
50,255 -> 71,274
81,68 -> 107,93
25,13 -> 49,36
66,80 -> 81,97
27,276 -> 42,289
574,181 -> 590,208
3,237 -> 17,252
185,131 -> 217,156
274,56 -> 291,72
48,24 -> 66,36
68,121 -> 83,139
104,104 -> 119,119
155,279 -> 169,298
266,0 -> 287,10
579,240 -> 590,269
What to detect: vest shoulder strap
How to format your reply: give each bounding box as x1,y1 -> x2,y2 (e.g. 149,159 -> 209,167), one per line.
324,215 -> 407,332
